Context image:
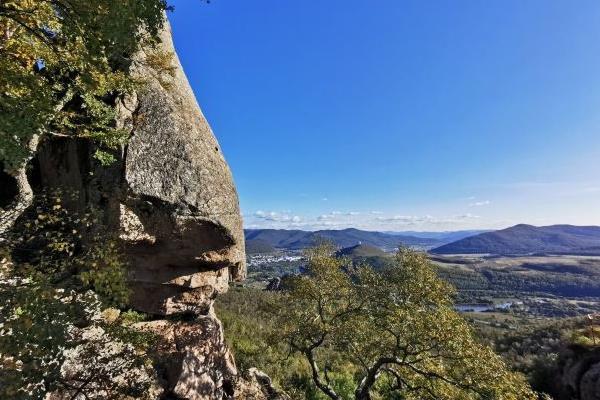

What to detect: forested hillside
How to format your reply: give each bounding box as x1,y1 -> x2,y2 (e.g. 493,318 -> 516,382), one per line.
433,224 -> 600,255
245,228 -> 440,250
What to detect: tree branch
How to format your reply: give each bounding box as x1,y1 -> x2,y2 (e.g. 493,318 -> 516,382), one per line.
305,348 -> 342,400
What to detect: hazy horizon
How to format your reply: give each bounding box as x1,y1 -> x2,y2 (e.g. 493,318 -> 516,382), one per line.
242,223 -> 600,234
169,0 -> 600,231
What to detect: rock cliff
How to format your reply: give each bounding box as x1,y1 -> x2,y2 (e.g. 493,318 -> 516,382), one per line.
553,345 -> 600,400
1,17 -> 283,400
117,19 -> 251,399
120,19 -> 245,318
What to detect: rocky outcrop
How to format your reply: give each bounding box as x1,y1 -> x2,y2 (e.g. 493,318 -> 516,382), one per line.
135,316 -> 288,400
115,21 -> 258,397
135,314 -> 237,400
233,368 -> 290,400
120,18 -> 245,316
1,15 -> 280,400
553,345 -> 600,400
44,301 -> 164,400
2,17 -> 245,315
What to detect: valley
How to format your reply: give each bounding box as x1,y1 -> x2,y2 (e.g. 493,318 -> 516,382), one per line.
243,227 -> 600,322
234,243 -> 600,398
3,2 -> 599,398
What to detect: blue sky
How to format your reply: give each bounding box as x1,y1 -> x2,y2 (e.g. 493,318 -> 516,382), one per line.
168,0 -> 600,231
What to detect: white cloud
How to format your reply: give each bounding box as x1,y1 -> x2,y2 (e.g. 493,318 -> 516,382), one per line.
375,213 -> 480,226
376,215 -> 432,223
583,186 -> 600,193
247,208 -> 487,231
253,210 -> 301,223
469,200 -> 491,207
455,213 -> 480,219
318,211 -> 360,221
318,214 -> 335,221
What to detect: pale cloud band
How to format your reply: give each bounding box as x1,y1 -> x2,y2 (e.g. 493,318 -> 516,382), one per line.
245,209 -> 483,231
469,200 -> 491,207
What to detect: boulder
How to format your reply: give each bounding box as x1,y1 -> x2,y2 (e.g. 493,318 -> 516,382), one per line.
120,19 -> 245,316
135,314 -> 237,400
556,345 -> 600,400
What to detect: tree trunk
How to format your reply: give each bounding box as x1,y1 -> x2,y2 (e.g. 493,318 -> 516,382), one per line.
305,349 -> 342,400
0,134 -> 39,235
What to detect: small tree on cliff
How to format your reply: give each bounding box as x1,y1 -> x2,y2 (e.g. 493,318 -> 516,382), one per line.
0,1 -> 173,397
0,0 -> 171,170
271,245 -> 536,400
0,0 -> 175,234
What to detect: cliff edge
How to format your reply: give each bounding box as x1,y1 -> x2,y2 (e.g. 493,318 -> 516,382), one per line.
1,16 -> 284,400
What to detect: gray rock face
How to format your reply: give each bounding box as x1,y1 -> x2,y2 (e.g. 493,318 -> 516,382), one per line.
121,19 -> 245,316
557,346 -> 600,400
1,16 -> 281,400
116,20 -> 262,399
135,314 -> 237,400
0,20 -> 245,315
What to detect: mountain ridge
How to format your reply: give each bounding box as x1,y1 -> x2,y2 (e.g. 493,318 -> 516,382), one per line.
431,224 -> 600,255
244,228 -> 442,250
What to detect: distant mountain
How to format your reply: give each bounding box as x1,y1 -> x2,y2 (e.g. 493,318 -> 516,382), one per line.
336,244 -> 387,258
389,230 -> 490,243
244,228 -> 440,251
245,239 -> 276,254
431,224 -> 600,255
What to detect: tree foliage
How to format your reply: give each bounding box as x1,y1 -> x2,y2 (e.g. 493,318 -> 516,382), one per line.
0,191 -> 158,399
8,190 -> 130,305
0,0 -> 170,170
270,245 -> 536,400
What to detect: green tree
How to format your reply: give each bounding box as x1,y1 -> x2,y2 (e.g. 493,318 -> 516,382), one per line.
0,0 -> 169,167
271,245 -> 537,400
0,0 -> 172,231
